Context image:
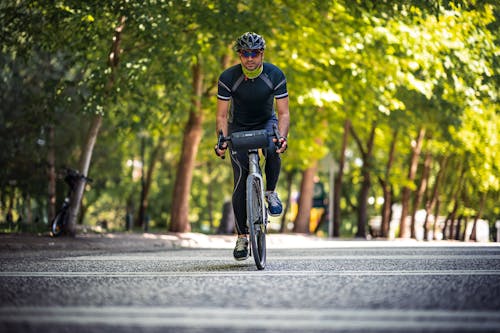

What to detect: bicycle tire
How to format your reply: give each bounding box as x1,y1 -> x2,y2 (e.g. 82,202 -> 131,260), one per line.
51,210 -> 68,237
247,175 -> 266,270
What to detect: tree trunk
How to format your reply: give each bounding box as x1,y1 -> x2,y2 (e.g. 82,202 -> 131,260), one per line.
66,16 -> 126,236
446,202 -> 458,240
357,124 -> 375,239
399,127 -> 426,238
443,161 -> 466,240
469,191 -> 487,241
169,61 -> 204,232
332,119 -> 350,237
67,114 -> 103,236
350,121 -> 376,239
455,215 -> 463,240
432,198 -> 441,240
293,163 -> 317,233
379,129 -> 398,238
280,170 -> 294,233
47,125 -> 56,222
137,140 -> 163,231
425,156 -> 448,240
461,216 -> 469,241
410,151 -> 432,239
135,134 -> 147,228
379,180 -> 390,237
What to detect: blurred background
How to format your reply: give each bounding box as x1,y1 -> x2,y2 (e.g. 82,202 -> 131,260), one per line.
0,0 -> 498,241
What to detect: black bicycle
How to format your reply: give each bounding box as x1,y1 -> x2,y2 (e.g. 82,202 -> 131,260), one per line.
50,168 -> 92,237
217,125 -> 282,270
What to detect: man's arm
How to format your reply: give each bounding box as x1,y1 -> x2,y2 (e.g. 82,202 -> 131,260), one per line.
215,99 -> 230,157
216,99 -> 229,136
275,96 -> 289,153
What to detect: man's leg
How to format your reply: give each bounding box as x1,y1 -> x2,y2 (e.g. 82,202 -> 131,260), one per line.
264,118 -> 283,216
230,149 -> 250,260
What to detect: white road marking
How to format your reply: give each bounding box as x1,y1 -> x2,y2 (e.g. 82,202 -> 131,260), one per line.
1,269 -> 499,277
1,306 -> 499,331
52,254 -> 500,261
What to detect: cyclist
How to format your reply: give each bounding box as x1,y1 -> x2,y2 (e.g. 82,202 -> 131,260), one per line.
215,32 -> 289,261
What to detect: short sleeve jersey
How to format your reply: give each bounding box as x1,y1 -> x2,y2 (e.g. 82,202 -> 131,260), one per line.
217,62 -> 288,129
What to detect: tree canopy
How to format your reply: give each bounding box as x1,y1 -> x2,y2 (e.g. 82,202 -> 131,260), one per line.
1,0 -> 498,240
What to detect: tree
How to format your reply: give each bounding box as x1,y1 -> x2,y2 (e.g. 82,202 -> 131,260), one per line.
169,61 -> 204,232
293,164 -> 318,234
1,0 -> 497,240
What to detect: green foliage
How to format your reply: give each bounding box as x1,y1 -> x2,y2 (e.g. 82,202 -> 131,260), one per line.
0,0 -> 497,236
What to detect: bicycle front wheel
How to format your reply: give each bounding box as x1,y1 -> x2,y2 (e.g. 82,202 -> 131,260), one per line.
51,210 -> 68,237
247,175 -> 266,270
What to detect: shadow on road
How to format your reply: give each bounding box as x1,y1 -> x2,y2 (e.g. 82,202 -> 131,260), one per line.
206,262 -> 256,272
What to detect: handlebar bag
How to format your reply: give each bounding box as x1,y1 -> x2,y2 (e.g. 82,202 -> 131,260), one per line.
230,130 -> 269,151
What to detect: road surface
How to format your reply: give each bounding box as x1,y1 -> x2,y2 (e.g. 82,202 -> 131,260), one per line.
0,233 -> 499,332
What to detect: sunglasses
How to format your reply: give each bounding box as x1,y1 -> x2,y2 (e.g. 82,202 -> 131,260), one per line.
239,50 -> 262,58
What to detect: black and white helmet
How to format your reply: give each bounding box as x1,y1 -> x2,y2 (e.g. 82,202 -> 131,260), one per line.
234,32 -> 266,52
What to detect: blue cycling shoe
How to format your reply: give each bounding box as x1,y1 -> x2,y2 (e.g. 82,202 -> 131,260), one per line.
265,191 -> 283,216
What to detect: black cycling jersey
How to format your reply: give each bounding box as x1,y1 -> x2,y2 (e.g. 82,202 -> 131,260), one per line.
217,62 -> 288,128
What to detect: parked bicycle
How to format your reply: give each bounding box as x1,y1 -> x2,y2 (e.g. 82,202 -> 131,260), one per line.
217,125 -> 283,270
50,168 -> 92,237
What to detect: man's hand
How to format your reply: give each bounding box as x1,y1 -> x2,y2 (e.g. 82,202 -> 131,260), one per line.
214,129 -> 228,158
274,137 -> 287,154
214,142 -> 228,158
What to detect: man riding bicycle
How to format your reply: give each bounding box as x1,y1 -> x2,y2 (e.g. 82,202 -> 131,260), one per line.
215,32 -> 290,261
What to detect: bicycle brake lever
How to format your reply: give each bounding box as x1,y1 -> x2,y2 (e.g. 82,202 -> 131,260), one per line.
216,130 -> 226,159
272,125 -> 282,149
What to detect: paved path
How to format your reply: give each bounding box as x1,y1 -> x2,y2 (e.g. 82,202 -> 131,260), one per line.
0,233 -> 499,332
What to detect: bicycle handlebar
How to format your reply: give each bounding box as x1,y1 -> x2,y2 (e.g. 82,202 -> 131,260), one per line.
216,130 -> 227,159
272,125 -> 283,150
63,168 -> 93,184
216,125 -> 283,159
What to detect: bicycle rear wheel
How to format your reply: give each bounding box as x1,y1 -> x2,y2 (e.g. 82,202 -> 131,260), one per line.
51,210 -> 67,237
247,175 -> 266,270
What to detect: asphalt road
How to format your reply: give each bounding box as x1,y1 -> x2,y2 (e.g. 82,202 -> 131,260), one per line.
0,233 -> 499,333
